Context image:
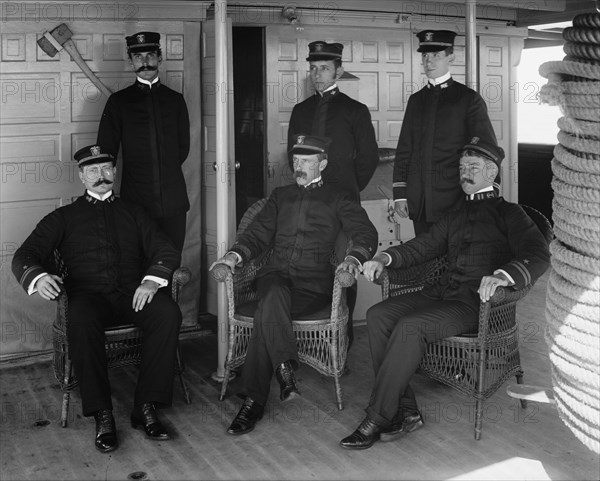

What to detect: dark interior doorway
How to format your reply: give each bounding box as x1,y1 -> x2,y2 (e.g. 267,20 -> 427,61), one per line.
518,143 -> 554,224
232,27 -> 265,226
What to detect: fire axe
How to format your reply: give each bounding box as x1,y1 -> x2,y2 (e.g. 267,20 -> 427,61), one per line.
37,23 -> 113,99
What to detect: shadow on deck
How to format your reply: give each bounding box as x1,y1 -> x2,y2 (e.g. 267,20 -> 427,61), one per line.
1,271 -> 598,480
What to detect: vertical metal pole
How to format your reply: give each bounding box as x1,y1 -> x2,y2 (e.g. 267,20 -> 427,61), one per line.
214,0 -> 229,381
465,0 -> 477,91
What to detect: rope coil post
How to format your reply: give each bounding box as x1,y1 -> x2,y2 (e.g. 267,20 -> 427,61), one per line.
539,11 -> 600,454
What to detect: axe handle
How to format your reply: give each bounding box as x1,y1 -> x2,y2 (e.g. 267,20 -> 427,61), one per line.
61,39 -> 112,98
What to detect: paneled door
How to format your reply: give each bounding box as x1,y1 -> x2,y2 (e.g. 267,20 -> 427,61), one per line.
0,19 -> 200,359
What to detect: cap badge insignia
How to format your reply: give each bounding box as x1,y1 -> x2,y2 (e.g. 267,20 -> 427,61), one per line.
297,135 -> 305,144
90,146 -> 101,156
425,32 -> 434,42
137,34 -> 145,43
315,43 -> 323,51
471,136 -> 480,144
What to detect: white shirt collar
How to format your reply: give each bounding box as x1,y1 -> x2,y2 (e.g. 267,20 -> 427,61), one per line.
318,84 -> 338,96
467,185 -> 494,200
428,72 -> 451,86
305,176 -> 322,188
87,190 -> 113,201
136,76 -> 159,87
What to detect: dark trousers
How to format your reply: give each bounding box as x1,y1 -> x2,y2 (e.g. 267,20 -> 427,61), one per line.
157,213 -> 187,253
365,292 -> 477,426
67,290 -> 182,416
413,220 -> 434,236
241,273 -> 331,406
346,283 -> 357,348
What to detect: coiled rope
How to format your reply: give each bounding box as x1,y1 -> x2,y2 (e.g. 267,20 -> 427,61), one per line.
539,11 -> 600,454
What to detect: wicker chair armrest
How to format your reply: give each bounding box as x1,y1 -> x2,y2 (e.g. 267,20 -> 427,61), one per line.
477,284 -> 533,338
210,263 -> 232,283
53,289 -> 69,333
173,267 -> 192,287
170,266 -> 191,303
330,268 -> 354,321
488,284 -> 532,306
335,268 -> 356,289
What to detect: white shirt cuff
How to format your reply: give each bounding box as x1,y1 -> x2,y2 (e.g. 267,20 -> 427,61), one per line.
494,269 -> 515,285
28,273 -> 48,295
143,275 -> 168,288
226,251 -> 243,265
344,255 -> 362,269
394,199 -> 407,202
378,252 -> 393,266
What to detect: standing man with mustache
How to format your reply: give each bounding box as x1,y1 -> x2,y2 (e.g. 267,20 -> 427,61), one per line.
393,30 -> 497,236
12,145 -> 183,453
97,32 -> 190,253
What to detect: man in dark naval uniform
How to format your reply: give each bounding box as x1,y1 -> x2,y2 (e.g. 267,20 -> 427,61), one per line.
393,30 -> 497,235
211,135 -> 378,436
287,41 -> 379,196
97,31 -> 190,252
287,40 -> 379,346
340,138 -> 550,449
12,145 -> 183,453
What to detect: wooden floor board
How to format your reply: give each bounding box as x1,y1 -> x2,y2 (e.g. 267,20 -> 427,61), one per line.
2,271 -> 599,480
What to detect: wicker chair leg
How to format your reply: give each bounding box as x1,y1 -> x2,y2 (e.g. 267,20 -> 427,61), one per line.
176,346 -> 192,404
334,374 -> 343,411
474,399 -> 483,440
516,369 -> 528,409
219,366 -> 231,401
61,391 -> 70,428
60,356 -> 74,428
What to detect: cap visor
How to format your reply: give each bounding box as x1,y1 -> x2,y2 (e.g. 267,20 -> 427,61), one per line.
128,45 -> 160,53
306,54 -> 342,61
288,146 -> 323,155
417,45 -> 448,53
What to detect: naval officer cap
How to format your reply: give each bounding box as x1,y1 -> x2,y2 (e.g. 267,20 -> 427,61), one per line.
126,31 -> 161,53
461,137 -> 505,167
306,41 -> 344,61
74,145 -> 115,168
416,30 -> 457,52
289,135 -> 332,155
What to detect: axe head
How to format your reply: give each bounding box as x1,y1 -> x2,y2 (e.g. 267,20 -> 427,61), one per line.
37,23 -> 73,58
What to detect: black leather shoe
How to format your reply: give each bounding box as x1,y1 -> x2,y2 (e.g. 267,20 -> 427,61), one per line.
227,397 -> 264,435
339,416 -> 383,450
94,409 -> 118,453
130,402 -> 172,441
275,361 -> 300,402
380,411 -> 424,442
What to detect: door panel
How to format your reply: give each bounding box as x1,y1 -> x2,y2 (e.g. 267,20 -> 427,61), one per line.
479,35 -> 514,201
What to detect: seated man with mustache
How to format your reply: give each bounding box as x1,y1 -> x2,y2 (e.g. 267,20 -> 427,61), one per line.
211,134 -> 378,435
97,31 -> 190,253
12,145 -> 182,453
340,138 -> 550,449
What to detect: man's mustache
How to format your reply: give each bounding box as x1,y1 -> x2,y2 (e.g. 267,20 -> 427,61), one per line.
294,171 -> 307,179
136,66 -> 158,73
460,178 -> 475,185
93,179 -> 114,187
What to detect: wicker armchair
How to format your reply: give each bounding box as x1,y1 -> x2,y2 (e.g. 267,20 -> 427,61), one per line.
378,205 -> 553,440
50,249 -> 192,427
211,199 -> 355,410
